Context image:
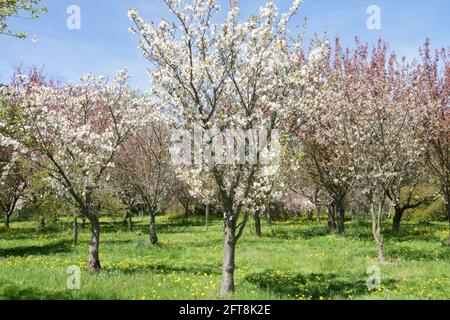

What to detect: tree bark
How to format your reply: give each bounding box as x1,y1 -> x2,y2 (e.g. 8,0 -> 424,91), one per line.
392,206 -> 404,233
266,208 -> 272,225
445,194 -> 450,246
205,203 -> 209,230
184,206 -> 189,224
149,211 -> 158,245
128,214 -> 132,232
38,216 -> 45,229
122,212 -> 129,227
336,199 -> 345,235
371,202 -> 384,263
4,213 -> 10,229
220,216 -> 236,297
86,208 -> 101,274
317,207 -> 321,224
254,210 -> 261,237
72,215 -> 78,245
327,204 -> 336,232
81,217 -> 86,229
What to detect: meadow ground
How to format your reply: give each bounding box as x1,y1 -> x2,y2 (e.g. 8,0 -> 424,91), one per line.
0,215 -> 449,300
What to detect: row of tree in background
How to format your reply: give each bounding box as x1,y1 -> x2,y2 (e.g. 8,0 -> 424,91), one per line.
0,0 -> 449,297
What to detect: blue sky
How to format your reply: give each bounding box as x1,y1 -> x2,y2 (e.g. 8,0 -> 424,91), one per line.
0,0 -> 449,88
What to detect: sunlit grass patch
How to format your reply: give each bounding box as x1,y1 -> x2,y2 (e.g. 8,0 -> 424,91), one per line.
0,215 -> 449,300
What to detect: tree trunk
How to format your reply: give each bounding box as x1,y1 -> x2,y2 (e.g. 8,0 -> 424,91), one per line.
220,217 -> 236,297
205,203 -> 209,230
317,207 -> 321,224
327,205 -> 336,232
72,215 -> 78,245
87,209 -> 101,274
184,206 -> 189,224
392,206 -> 404,232
445,195 -> 450,246
122,212 -> 129,227
336,199 -> 345,235
371,202 -> 384,263
254,210 -> 261,237
149,211 -> 158,245
266,208 -> 272,225
127,214 -> 132,232
4,213 -> 10,229
81,217 -> 86,229
38,216 -> 45,229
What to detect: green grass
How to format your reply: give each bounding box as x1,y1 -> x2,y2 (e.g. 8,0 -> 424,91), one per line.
0,215 -> 449,300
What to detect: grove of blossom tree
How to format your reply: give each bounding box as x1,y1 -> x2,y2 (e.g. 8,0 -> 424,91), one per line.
116,187 -> 139,231
1,69 -> 147,273
114,120 -> 176,245
249,148 -> 296,235
292,38 -> 358,235
344,40 -> 425,262
174,179 -> 196,223
295,37 -> 431,261
0,86 -> 27,228
247,167 -> 284,237
24,166 -> 73,231
371,49 -> 431,234
0,147 -> 26,228
287,179 -> 328,223
286,145 -> 340,228
129,0 -> 312,296
417,41 -> 450,245
344,41 -> 428,238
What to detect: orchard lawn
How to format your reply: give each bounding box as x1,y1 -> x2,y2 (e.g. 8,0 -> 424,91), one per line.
0,215 -> 449,300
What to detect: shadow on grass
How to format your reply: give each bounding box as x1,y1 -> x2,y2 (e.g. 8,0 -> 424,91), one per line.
0,279 -> 106,300
245,270 -> 396,299
0,227 -> 36,240
98,221 -> 132,233
105,262 -> 221,276
0,240 -> 73,257
386,246 -> 450,261
384,223 -> 447,244
314,220 -> 447,243
125,221 -> 219,236
0,225 -> 64,240
0,279 -> 81,300
102,239 -> 133,245
181,238 -> 223,248
98,217 -> 212,235
263,224 -> 331,240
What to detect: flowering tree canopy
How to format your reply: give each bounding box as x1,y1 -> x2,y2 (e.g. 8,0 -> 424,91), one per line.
1,69 -> 149,272
416,41 -> 450,244
114,118 -> 177,245
129,0 -> 318,296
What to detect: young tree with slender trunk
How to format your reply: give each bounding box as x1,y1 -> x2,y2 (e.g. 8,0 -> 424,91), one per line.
349,40 -> 424,262
292,38 -> 358,235
114,121 -> 176,245
416,41 -> 450,245
129,0 -> 310,296
1,69 -> 147,273
175,181 -> 195,224
0,147 -> 26,228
